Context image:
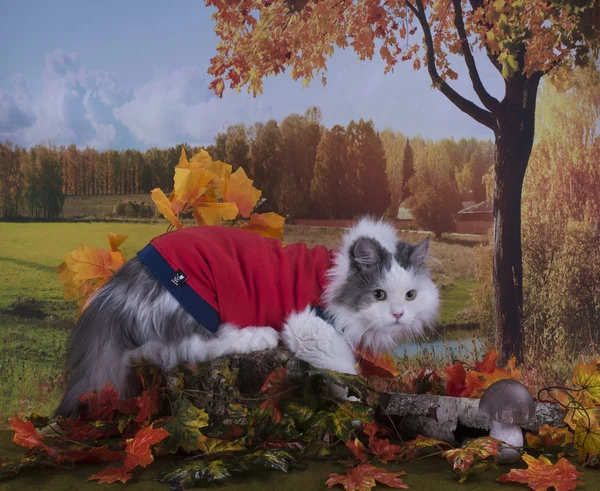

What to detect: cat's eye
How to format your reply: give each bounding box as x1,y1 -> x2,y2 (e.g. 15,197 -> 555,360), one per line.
373,289 -> 387,301
405,290 -> 417,301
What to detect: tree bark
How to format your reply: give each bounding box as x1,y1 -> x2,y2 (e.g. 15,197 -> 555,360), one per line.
493,71 -> 542,365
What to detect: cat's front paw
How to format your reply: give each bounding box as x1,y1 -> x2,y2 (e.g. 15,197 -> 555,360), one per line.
228,326 -> 280,354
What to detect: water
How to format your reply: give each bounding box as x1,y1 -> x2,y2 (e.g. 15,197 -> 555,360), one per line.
395,337 -> 485,361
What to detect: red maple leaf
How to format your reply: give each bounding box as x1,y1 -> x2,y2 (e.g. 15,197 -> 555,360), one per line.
474,350 -> 499,373
88,466 -> 133,484
79,382 -> 119,422
356,349 -> 399,378
134,387 -> 160,423
8,414 -> 45,450
57,446 -> 124,464
345,438 -> 368,462
497,454 -> 584,491
368,437 -> 404,463
115,397 -> 138,415
123,426 -> 170,469
326,464 -> 408,490
444,362 -> 467,397
259,366 -> 288,423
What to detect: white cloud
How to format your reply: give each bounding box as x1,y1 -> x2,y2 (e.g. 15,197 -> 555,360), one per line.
113,67 -> 272,148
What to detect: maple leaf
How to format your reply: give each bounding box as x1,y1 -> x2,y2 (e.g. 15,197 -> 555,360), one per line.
151,188 -> 184,230
345,438 -> 368,462
259,366 -> 289,424
573,410 -> 600,467
124,425 -> 170,469
443,436 -> 500,482
88,466 -> 133,484
239,212 -> 285,241
197,436 -> 244,454
356,349 -> 399,378
571,359 -> 600,405
460,350 -> 521,398
8,413 -> 45,450
57,445 -> 124,464
157,399 -> 210,454
193,202 -> 239,226
225,167 -> 262,217
497,454 -> 584,491
368,436 -> 404,463
134,386 -> 159,423
526,425 -> 574,454
325,464 -> 408,491
444,362 -> 467,397
397,435 -> 452,460
79,382 -> 119,422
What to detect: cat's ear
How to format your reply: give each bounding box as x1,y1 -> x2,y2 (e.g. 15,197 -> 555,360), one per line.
352,238 -> 380,268
410,237 -> 430,268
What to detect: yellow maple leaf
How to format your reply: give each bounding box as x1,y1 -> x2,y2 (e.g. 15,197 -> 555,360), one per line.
574,410 -> 600,467
151,188 -> 183,229
226,167 -> 262,217
196,436 -> 244,454
239,212 -> 285,241
193,202 -> 239,226
571,360 -> 600,405
107,232 -> 128,252
526,424 -> 573,452
171,166 -> 217,214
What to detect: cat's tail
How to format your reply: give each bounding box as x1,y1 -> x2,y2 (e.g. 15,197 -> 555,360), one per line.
54,270 -> 140,419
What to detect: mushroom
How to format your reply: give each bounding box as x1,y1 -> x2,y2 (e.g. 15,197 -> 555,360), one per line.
478,379 -> 536,464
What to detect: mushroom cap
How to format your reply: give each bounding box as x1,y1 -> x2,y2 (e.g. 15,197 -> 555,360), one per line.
478,379 -> 536,425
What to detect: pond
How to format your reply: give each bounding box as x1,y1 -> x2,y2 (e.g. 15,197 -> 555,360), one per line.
396,337 -> 486,361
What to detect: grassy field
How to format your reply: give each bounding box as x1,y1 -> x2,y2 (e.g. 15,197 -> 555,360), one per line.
0,221 -> 481,423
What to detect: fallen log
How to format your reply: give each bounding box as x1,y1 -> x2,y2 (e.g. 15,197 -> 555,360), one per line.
380,392 -> 565,445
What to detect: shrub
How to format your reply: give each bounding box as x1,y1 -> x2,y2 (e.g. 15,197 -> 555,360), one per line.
112,199 -> 154,218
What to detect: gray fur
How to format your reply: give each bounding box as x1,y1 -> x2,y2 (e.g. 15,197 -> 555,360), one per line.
334,236 -> 432,312
55,258 -> 210,418
395,237 -> 430,271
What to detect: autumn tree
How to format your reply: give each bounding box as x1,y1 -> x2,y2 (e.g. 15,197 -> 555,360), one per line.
205,0 -> 600,363
405,142 -> 462,238
310,125 -> 350,218
380,129 -> 406,216
278,113 -> 322,217
401,138 -> 415,203
249,120 -> 284,211
225,124 -> 250,172
346,119 -> 391,217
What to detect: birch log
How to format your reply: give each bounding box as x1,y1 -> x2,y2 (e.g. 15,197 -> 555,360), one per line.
380,392 -> 565,445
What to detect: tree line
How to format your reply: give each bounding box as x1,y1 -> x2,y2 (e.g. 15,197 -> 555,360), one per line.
0,106 -> 494,226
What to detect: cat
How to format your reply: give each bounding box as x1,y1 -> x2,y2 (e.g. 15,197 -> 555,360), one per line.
55,218 -> 440,417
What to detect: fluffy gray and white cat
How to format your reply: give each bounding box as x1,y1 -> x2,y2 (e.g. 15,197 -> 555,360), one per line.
55,218 -> 440,417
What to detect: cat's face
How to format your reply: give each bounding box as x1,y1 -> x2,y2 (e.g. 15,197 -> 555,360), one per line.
325,221 -> 440,353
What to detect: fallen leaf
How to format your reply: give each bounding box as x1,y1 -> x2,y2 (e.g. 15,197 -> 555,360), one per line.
134,386 -> 160,423
345,438 -> 368,462
526,425 -> 574,454
326,463 -> 408,490
8,414 -> 44,449
444,362 -> 467,397
573,411 -> 600,467
58,446 -> 124,464
157,399 -> 210,454
497,454 -> 584,491
124,425 -> 170,469
571,359 -> 600,405
88,466 -> 133,484
443,436 -> 500,481
79,382 -> 119,422
197,436 -> 244,454
356,349 -> 399,378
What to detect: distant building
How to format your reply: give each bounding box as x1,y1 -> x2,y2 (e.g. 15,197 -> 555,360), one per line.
456,200 -> 493,235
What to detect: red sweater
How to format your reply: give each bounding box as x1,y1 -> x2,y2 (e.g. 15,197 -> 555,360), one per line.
137,226 -> 333,333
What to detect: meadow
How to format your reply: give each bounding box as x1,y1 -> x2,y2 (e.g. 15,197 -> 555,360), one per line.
0,219 -> 482,424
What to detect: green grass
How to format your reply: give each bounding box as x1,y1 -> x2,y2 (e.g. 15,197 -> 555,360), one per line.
0,221 -> 480,423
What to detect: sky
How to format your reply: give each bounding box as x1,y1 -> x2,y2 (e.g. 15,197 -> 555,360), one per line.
0,0 -> 505,151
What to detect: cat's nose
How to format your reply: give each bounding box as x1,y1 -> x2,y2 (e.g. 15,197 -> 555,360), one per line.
392,312 -> 404,319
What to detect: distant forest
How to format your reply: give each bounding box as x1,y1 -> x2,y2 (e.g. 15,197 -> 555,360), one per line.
0,106 -> 494,221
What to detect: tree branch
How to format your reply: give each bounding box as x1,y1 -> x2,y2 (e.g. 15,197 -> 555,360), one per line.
405,0 -> 495,130
451,0 -> 499,111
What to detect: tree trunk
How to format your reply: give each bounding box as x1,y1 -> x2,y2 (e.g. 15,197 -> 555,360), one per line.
493,72 -> 542,365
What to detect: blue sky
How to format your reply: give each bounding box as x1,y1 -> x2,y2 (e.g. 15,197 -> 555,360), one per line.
0,0 -> 504,150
